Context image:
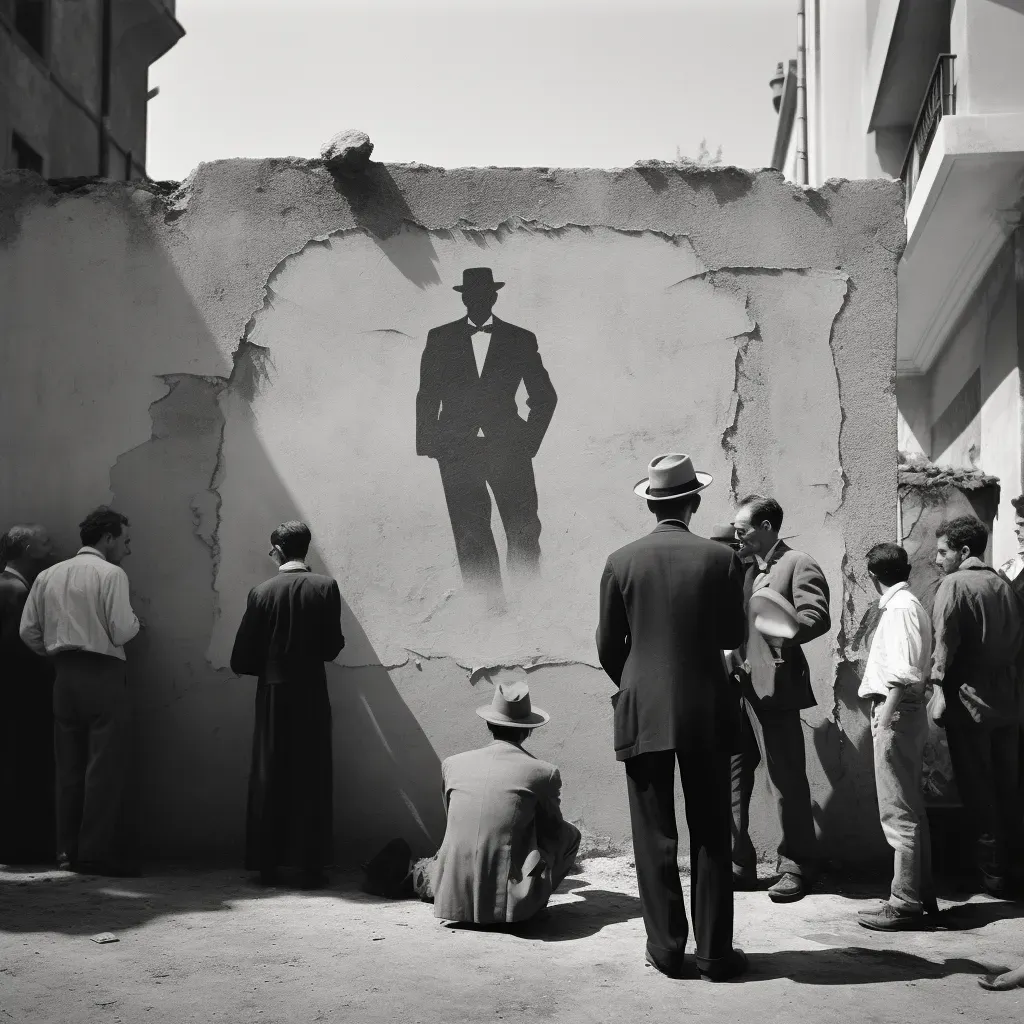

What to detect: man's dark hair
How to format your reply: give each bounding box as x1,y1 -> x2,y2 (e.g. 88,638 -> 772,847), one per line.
487,722 -> 531,745
935,514 -> 988,558
866,542 -> 911,586
1012,494 -> 1024,515
738,494 -> 784,533
79,507 -> 129,548
271,520 -> 312,560
647,494 -> 701,520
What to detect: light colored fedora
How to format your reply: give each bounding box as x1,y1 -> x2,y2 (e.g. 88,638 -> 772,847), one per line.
634,453 -> 713,501
749,587 -> 800,640
709,522 -> 740,545
476,681 -> 550,730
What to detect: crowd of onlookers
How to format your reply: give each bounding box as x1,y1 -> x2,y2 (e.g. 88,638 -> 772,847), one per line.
1,459 -> 1022,990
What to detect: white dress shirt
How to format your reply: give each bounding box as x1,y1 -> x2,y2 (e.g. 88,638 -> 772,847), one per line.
999,554 -> 1024,582
19,547 -> 140,662
858,582 -> 932,700
469,317 -> 493,438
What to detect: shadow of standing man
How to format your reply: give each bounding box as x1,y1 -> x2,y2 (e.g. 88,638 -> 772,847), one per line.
415,268 -> 557,608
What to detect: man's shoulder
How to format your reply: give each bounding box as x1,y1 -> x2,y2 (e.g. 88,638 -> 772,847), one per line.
608,528 -> 725,566
255,572 -> 336,594
427,318 -> 468,340
493,317 -> 535,341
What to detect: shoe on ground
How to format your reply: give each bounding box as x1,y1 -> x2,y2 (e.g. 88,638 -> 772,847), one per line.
981,872 -> 1009,898
644,943 -> 688,979
732,872 -> 759,891
56,853 -> 73,872
699,948 -> 749,983
768,872 -> 807,903
857,902 -> 928,932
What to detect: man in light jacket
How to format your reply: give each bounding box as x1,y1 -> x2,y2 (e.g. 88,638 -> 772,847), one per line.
428,681 -> 580,925
20,506 -> 140,876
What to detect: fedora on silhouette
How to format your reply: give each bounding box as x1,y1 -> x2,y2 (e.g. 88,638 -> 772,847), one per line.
415,268 -> 557,601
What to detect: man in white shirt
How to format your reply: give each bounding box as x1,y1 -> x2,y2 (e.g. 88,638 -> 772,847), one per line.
857,542 -> 937,930
20,506 -> 140,875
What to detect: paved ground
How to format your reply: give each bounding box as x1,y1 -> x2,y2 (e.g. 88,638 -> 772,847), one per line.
1,857 -> 1023,1024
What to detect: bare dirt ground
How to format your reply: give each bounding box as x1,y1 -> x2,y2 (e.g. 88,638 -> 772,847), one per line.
2,857 -> 1023,1024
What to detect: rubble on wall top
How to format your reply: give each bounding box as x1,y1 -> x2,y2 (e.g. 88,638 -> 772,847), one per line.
897,451 -> 1000,491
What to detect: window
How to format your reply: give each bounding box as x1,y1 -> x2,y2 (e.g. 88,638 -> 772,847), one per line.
12,133 -> 44,175
14,0 -> 48,58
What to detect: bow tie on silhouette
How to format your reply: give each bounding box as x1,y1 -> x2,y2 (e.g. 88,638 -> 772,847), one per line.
468,323 -> 494,334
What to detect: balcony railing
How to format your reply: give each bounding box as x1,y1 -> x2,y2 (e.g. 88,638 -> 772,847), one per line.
901,54 -> 957,206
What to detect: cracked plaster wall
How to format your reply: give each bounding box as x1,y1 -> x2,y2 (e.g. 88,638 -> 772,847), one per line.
0,161 -> 903,866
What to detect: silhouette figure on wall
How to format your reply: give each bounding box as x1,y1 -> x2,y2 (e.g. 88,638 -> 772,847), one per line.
416,268 -> 557,604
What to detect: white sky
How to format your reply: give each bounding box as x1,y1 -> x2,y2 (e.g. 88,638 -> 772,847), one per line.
147,0 -> 797,181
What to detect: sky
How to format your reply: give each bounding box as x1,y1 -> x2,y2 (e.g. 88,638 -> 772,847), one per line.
147,0 -> 798,181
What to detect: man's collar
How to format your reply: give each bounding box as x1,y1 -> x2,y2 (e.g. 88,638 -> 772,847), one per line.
957,556 -> 989,572
653,519 -> 690,533
77,546 -> 106,560
466,316 -> 495,330
878,580 -> 909,609
278,560 -> 309,573
755,538 -> 785,571
3,566 -> 28,586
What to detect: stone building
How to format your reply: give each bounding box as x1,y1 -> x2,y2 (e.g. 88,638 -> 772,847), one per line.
769,0 -> 1024,568
1,0 -> 184,178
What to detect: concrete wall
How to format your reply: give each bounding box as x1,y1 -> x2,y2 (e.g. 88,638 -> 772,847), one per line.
0,162 -> 903,868
952,0 -> 1024,115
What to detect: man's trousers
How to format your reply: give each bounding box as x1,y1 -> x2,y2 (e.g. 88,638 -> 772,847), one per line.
730,698 -> 817,878
625,748 -> 734,972
52,651 -> 132,867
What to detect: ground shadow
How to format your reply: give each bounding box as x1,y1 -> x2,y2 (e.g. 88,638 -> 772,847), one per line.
742,947 -> 989,985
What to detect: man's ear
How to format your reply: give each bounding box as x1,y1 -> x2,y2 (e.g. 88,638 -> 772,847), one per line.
960,545 -> 973,562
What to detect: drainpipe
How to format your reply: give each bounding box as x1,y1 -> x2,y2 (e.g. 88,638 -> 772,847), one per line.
98,0 -> 112,176
795,0 -> 808,185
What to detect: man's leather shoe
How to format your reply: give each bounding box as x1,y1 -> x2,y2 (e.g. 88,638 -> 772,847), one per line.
698,948 -> 749,982
767,872 -> 806,903
644,943 -> 688,979
857,902 -> 929,931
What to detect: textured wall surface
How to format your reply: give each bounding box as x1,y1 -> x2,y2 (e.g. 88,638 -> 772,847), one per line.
0,161 -> 903,866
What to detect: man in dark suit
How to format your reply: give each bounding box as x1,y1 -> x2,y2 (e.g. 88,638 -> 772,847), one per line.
730,494 -> 831,903
0,524 -> 56,863
230,521 -> 345,888
416,268 -> 557,601
597,454 -> 748,982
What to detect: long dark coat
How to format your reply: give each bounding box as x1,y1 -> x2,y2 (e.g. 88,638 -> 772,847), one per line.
0,568 -> 55,862
595,521 -> 747,761
230,567 -> 345,873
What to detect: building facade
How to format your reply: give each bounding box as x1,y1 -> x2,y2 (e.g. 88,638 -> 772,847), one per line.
770,0 -> 1024,567
1,0 -> 183,179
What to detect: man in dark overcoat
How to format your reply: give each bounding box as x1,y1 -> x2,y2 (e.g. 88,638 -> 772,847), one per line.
230,521 -> 345,888
0,524 -> 55,863
596,453 -> 747,982
730,494 -> 831,904
415,268 -> 557,601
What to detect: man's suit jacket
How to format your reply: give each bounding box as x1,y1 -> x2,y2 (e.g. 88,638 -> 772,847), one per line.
415,316 -> 557,461
432,740 -> 569,924
742,542 -> 831,712
230,569 -> 345,686
595,522 -> 747,761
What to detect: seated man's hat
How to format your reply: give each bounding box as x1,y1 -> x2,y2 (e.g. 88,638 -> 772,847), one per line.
476,681 -> 550,730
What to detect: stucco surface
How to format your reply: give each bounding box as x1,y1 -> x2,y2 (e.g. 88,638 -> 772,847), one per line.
0,161 -> 903,865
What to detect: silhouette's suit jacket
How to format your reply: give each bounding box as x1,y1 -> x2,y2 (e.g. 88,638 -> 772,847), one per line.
415,316 -> 557,460
431,739 -> 578,924
596,522 -> 747,761
742,542 -> 831,712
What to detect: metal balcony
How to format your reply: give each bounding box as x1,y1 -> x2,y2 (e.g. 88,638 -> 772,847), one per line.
900,54 -> 957,206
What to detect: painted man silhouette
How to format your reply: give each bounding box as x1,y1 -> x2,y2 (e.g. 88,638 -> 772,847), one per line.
416,268 -> 557,597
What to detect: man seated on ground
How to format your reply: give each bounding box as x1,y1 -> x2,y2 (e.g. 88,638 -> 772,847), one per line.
415,680 -> 581,926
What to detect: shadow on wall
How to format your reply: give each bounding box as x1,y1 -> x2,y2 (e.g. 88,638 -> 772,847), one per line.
20,189 -> 445,865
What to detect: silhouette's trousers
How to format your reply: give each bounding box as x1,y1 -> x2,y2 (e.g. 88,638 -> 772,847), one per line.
625,748 -> 734,970
52,651 -> 131,866
731,698 -> 817,878
436,438 -> 541,589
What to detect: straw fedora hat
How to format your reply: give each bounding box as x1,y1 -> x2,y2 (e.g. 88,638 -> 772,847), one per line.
634,453 -> 713,501
476,681 -> 550,730
749,587 -> 800,640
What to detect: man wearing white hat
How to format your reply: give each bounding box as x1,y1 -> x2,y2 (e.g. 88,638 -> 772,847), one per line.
597,454 -> 748,982
428,680 -> 581,925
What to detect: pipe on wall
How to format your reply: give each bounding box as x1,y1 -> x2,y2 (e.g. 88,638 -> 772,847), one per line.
795,0 -> 808,185
99,0 -> 112,176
